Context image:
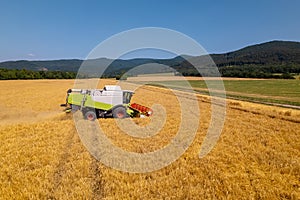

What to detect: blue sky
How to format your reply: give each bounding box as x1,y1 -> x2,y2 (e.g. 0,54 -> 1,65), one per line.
0,0 -> 300,61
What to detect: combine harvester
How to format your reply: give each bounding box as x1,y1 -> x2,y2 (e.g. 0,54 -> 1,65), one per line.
61,85 -> 153,120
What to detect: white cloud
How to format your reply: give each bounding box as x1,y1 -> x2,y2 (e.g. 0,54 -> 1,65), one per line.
27,53 -> 35,57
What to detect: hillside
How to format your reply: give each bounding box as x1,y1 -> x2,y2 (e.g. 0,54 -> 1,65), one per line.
0,40 -> 300,78
0,59 -> 83,71
173,41 -> 300,78
212,40 -> 300,66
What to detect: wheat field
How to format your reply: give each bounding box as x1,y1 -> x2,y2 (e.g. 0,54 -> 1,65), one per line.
0,79 -> 299,199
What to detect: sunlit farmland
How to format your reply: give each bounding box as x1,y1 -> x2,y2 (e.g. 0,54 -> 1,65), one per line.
0,79 -> 299,199
131,78 -> 300,107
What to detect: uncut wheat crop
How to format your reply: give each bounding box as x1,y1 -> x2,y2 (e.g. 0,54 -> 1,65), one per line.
0,79 -> 299,199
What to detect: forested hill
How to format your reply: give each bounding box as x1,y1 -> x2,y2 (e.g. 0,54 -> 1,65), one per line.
0,40 -> 300,79
214,40 -> 300,78
211,40 -> 300,66
0,59 -> 83,71
174,40 -> 300,78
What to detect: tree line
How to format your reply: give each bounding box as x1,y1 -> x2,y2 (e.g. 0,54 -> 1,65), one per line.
218,65 -> 298,79
0,69 -> 76,80
0,66 -> 298,80
178,64 -> 299,79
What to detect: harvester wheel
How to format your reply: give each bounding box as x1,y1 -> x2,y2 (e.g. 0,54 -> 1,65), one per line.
112,107 -> 127,119
85,111 -> 97,121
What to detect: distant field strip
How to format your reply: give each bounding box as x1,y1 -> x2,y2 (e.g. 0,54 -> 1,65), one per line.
137,79 -> 300,108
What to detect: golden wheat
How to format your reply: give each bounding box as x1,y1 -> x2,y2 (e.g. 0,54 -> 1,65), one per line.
0,79 -> 299,199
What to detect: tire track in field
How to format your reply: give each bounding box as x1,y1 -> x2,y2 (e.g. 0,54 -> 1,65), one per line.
85,121 -> 104,199
90,158 -> 104,200
48,127 -> 76,199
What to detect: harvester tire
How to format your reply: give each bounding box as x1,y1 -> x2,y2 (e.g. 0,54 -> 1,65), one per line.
85,111 -> 97,121
112,106 -> 127,119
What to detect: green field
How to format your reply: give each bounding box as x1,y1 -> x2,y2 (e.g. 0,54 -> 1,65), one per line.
143,79 -> 300,107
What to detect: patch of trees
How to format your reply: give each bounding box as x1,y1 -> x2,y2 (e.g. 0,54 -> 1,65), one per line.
174,64 -> 299,79
219,65 -> 298,79
0,69 -> 76,80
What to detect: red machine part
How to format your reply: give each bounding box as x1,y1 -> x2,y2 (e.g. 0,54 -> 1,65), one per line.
130,103 -> 153,116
